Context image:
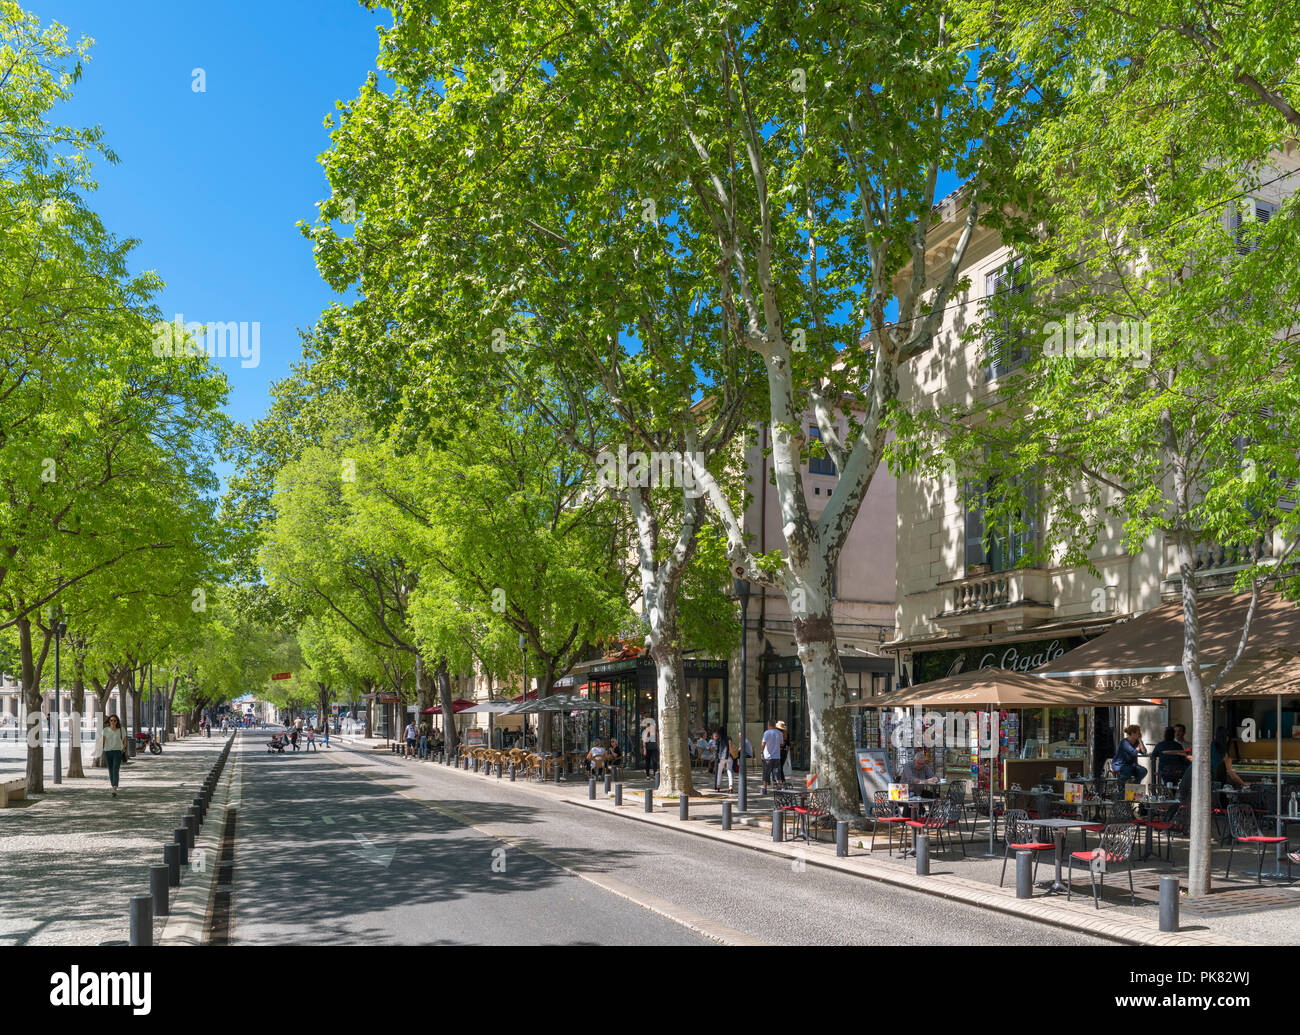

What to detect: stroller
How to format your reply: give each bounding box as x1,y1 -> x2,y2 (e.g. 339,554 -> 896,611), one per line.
267,732 -> 288,753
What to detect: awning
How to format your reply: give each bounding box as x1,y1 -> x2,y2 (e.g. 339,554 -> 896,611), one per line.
1122,647 -> 1300,701
869,667 -> 1111,708
1035,590 -> 1300,692
421,699 -> 476,715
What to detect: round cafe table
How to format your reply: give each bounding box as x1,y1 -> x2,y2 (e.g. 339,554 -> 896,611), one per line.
1257,814 -> 1300,881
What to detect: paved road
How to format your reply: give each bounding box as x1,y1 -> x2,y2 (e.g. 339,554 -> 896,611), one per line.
232,734 -> 1107,946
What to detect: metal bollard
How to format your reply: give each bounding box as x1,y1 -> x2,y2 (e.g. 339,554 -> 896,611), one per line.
772,808 -> 784,842
588,777 -> 597,800
496,762 -> 503,779
193,795 -> 205,822
644,788 -> 653,813
183,814 -> 196,850
604,772 -> 611,794
129,894 -> 152,946
554,762 -> 561,783
614,783 -> 623,807
722,801 -> 732,830
163,843 -> 180,886
150,864 -> 170,916
509,764 -> 516,782
679,795 -> 689,821
915,834 -> 930,875
472,757 -> 479,772
836,821 -> 849,857
1015,851 -> 1033,899
1159,875 -> 1180,932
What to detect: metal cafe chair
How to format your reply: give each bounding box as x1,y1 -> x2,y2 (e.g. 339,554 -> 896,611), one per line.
870,791 -> 908,856
772,790 -> 801,842
998,809 -> 1053,887
905,799 -> 963,858
1225,803 -> 1292,885
1068,824 -> 1138,909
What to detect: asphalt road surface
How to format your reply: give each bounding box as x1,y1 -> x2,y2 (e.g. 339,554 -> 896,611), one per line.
231,733 -> 1107,946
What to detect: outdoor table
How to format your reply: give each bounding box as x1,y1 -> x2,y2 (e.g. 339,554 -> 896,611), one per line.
774,788 -> 819,843
1018,818 -> 1099,894
1257,814 -> 1300,880
1134,798 -> 1179,861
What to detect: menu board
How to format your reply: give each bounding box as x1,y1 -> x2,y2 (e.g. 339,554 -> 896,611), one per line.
855,748 -> 893,805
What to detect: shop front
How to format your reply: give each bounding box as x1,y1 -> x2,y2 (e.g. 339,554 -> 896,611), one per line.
763,653 -> 895,771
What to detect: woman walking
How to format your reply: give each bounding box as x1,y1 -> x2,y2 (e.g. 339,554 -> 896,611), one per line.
99,715 -> 128,798
714,728 -> 735,792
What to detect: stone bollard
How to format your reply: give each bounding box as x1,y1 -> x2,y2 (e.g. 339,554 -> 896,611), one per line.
614,783 -> 622,807
722,801 -> 732,830
679,795 -> 689,822
1159,875 -> 1180,932
772,808 -> 784,842
163,843 -> 180,887
1015,851 -> 1033,899
150,864 -> 170,916
915,834 -> 930,876
644,788 -> 653,814
836,821 -> 849,857
588,777 -> 597,801
129,895 -> 152,946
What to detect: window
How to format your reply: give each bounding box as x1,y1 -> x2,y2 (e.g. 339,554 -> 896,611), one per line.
984,258 -> 1031,380
808,426 -> 837,476
1232,198 -> 1276,255
964,473 -> 1040,573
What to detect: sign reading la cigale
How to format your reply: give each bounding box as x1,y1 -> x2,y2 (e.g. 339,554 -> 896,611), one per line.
977,639 -> 1066,672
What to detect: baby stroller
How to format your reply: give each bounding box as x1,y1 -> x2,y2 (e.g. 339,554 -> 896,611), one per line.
267,732 -> 287,753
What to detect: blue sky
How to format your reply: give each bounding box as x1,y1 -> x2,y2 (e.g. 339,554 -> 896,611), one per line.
26,0 -> 387,438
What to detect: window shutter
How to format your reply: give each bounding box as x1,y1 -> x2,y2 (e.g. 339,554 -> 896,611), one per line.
964,480 -> 987,569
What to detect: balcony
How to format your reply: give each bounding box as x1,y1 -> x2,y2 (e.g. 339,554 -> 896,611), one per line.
932,567 -> 1054,634
1161,533 -> 1292,597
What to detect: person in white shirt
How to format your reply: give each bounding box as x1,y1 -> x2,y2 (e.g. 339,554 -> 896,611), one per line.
585,741 -> 606,774
641,718 -> 658,778
761,720 -> 784,794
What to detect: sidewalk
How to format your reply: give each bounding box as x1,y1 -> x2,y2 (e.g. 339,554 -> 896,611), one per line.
401,750 -> 1300,946
0,733 -> 230,945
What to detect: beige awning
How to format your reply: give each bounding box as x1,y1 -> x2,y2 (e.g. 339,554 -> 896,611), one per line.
1122,647 -> 1300,701
1034,590 -> 1300,694
869,667 -> 1111,708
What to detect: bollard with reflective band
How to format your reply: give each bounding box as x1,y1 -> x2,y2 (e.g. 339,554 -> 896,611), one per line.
614,783 -> 622,806
836,821 -> 849,857
722,801 -> 732,830
1159,875 -> 1180,932
644,788 -> 653,813
771,808 -> 783,842
129,895 -> 152,946
915,834 -> 930,876
163,843 -> 180,887
150,864 -> 170,916
1015,852 -> 1033,899
679,795 -> 689,821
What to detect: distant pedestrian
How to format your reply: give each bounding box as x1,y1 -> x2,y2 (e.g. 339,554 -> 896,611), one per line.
322,723 -> 330,748
290,726 -> 299,752
714,728 -> 734,792
404,721 -> 417,758
305,725 -> 317,752
776,720 -> 789,786
761,720 -> 783,795
641,718 -> 658,778
99,715 -> 127,798
418,721 -> 429,760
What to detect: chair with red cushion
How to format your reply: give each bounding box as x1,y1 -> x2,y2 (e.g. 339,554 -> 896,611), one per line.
1068,823 -> 1138,908
870,791 -> 908,856
1078,800 -> 1131,852
998,809 -> 1054,887
905,799 -> 963,857
1226,803 -> 1291,884
1133,801 -> 1178,863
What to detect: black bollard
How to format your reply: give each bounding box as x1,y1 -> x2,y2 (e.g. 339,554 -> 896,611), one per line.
614,783 -> 622,807
679,795 -> 689,822
1015,851 -> 1032,898
193,795 -> 205,822
722,801 -> 732,830
604,772 -> 611,794
1159,875 -> 1180,932
150,864 -> 170,916
496,762 -> 503,779
509,764 -> 516,782
163,843 -> 180,887
553,762 -> 561,783
129,895 -> 152,946
644,788 -> 653,813
772,808 -> 784,842
915,834 -> 930,876
183,814 -> 195,850
588,777 -> 597,800
836,821 -> 849,857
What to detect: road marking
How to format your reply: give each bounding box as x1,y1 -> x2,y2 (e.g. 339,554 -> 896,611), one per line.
324,752 -> 763,946
345,832 -> 395,868
322,816 -> 335,825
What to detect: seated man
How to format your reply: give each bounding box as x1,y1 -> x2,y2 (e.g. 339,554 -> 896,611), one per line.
584,741 -> 606,774
696,732 -> 715,766
898,749 -> 939,814
605,739 -> 622,770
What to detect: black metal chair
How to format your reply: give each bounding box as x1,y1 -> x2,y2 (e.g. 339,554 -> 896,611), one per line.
870,791 -> 907,855
969,788 -> 1002,841
1068,823 -> 1138,908
1225,803 -> 1291,884
906,799 -> 964,857
803,788 -> 836,844
773,790 -> 802,842
999,809 -> 1054,887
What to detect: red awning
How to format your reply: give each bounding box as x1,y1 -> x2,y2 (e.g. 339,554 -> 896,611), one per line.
511,689 -> 539,703
421,699 -> 476,715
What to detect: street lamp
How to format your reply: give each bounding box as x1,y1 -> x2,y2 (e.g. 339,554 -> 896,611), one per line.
52,610 -> 67,784
733,578 -> 750,813
519,632 -> 528,749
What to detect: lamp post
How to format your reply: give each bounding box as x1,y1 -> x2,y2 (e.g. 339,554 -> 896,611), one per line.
519,633 -> 528,748
733,578 -> 750,813
52,611 -> 66,784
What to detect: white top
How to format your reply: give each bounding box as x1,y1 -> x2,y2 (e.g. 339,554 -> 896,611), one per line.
762,728 -> 783,759
588,745 -> 606,758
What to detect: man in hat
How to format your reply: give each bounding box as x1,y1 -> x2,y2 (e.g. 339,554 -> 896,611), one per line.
775,720 -> 789,788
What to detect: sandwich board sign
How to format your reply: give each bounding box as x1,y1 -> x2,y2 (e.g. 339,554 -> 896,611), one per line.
855,748 -> 892,806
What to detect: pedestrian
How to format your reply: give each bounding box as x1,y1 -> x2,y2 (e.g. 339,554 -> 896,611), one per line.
760,720 -> 783,795
305,725 -> 317,752
775,720 -> 789,787
322,722 -> 330,749
99,714 -> 128,798
418,720 -> 430,760
290,726 -> 299,752
641,717 -> 658,778
404,719 -> 417,758
714,728 -> 734,792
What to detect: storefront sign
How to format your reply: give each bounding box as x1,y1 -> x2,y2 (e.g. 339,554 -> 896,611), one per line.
914,636 -> 1088,684
976,639 -> 1067,673
466,727 -> 484,747
854,749 -> 892,805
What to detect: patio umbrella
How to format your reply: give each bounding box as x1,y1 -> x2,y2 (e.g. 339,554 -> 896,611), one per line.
871,668 -> 1113,857
499,694 -> 616,775
459,697 -> 515,748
